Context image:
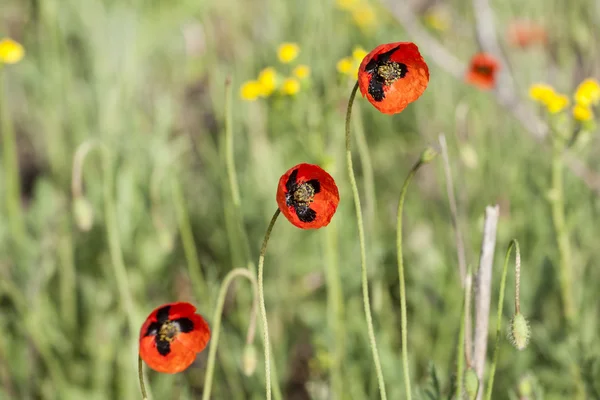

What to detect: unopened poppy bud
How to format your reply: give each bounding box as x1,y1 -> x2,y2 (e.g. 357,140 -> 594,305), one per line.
509,312 -> 530,350
419,147 -> 438,164
73,196 -> 94,231
465,367 -> 479,400
242,344 -> 258,376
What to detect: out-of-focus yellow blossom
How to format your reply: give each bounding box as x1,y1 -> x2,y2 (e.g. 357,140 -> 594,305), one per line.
281,78 -> 300,95
572,104 -> 593,122
258,67 -> 278,96
293,65 -> 310,80
352,46 -> 368,63
352,5 -> 376,30
529,83 -> 556,103
337,57 -> 355,75
278,43 -> 300,64
546,93 -> 569,114
336,0 -> 360,11
0,38 -> 25,64
574,78 -> 600,107
423,7 -> 451,32
240,80 -> 263,101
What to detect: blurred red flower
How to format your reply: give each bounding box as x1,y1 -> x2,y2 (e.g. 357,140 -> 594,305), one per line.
357,42 -> 430,114
465,53 -> 500,90
276,163 -> 339,229
507,20 -> 548,48
139,302 -> 210,374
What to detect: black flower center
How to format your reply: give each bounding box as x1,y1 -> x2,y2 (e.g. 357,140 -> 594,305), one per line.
474,65 -> 493,76
364,45 -> 408,102
144,305 -> 195,356
285,169 -> 321,223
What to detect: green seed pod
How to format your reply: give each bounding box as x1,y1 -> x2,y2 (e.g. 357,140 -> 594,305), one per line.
465,367 -> 479,400
73,196 -> 94,232
242,344 -> 258,377
509,313 -> 530,350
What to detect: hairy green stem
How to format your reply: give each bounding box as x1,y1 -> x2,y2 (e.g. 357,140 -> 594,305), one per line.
550,141 -> 575,326
202,268 -> 258,400
396,150 -> 437,400
345,82 -> 387,400
0,66 -> 26,246
138,355 -> 148,400
484,239 -> 521,400
258,209 -> 281,400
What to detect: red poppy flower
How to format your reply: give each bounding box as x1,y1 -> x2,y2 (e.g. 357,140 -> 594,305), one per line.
276,163 -> 339,229
139,302 -> 210,374
465,53 -> 500,90
357,42 -> 430,114
507,20 -> 548,48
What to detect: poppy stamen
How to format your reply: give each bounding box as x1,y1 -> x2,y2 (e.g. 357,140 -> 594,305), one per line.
285,170 -> 321,223
364,48 -> 408,102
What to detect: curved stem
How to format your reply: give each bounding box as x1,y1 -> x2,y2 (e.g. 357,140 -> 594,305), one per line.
345,82 -> 388,400
396,150 -> 437,400
202,268 -> 259,400
138,355 -> 148,400
258,209 -> 281,400
484,239 -> 521,400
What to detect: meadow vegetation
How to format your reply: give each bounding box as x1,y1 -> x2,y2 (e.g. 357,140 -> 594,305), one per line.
0,0 -> 599,399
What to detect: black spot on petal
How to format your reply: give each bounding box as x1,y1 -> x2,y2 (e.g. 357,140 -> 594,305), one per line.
156,305 -> 171,324
296,206 -> 317,223
175,318 -> 194,333
156,339 -> 171,356
145,321 -> 161,337
286,169 -> 299,193
306,179 -> 320,194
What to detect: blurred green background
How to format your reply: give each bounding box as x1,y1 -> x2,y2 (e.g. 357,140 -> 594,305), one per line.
1,0 -> 599,399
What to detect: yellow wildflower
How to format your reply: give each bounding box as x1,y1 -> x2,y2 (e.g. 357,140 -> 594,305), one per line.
336,57 -> 355,75
336,0 -> 360,11
258,67 -> 278,96
546,93 -> 569,114
352,5 -> 376,30
293,65 -> 311,80
529,83 -> 556,103
278,43 -> 300,64
0,38 -> 25,64
352,46 -> 368,63
240,80 -> 263,101
572,104 -> 593,122
574,78 -> 600,107
281,78 -> 300,95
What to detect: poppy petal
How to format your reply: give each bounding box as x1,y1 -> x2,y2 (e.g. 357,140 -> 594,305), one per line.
139,302 -> 211,374
358,42 -> 430,114
465,53 -> 500,90
276,163 -> 340,229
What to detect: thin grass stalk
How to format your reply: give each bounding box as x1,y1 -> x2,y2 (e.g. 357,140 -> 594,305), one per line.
202,268 -> 258,400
